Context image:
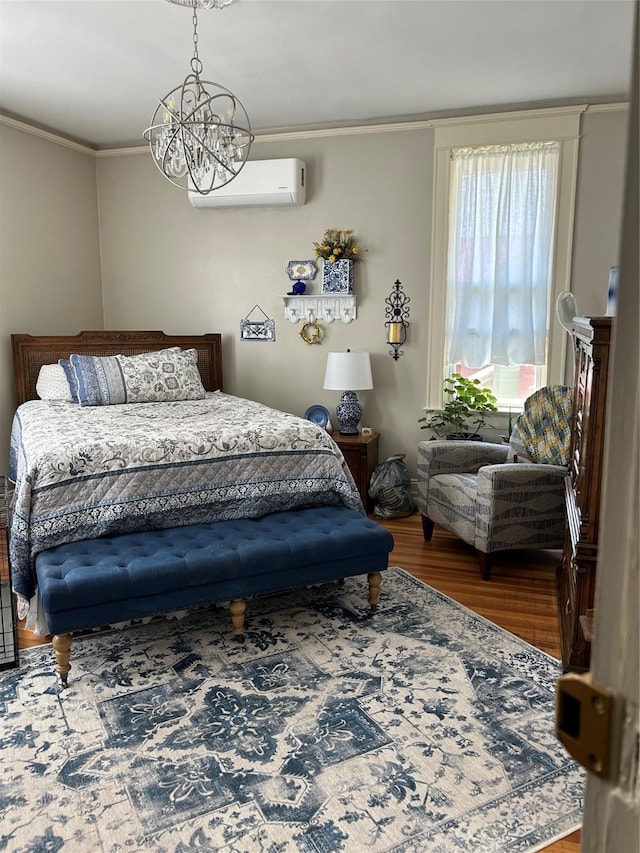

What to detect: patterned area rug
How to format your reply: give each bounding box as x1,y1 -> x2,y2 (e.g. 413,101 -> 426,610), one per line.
0,569 -> 583,852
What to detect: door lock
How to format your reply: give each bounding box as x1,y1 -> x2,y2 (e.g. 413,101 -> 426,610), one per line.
556,672 -> 613,777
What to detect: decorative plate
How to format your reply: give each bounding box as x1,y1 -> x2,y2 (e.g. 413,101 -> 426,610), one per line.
286,260 -> 317,281
304,404 -> 331,428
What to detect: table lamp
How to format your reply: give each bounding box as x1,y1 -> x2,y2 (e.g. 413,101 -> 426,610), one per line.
323,350 -> 373,434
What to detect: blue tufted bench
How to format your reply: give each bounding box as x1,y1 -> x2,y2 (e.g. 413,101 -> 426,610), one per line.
35,505 -> 394,685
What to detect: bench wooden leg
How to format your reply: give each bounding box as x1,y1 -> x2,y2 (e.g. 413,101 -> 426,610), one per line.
52,634 -> 72,688
229,599 -> 247,640
367,571 -> 382,610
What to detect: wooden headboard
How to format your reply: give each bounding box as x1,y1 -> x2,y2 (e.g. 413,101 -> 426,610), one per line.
11,330 -> 223,406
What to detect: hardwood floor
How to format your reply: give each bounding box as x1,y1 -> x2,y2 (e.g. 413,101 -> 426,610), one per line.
8,511 -> 581,851
378,512 -> 565,658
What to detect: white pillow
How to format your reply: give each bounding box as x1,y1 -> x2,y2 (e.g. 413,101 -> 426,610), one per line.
35,363 -> 74,402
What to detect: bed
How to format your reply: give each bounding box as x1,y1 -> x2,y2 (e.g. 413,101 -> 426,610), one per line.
8,331 -> 392,675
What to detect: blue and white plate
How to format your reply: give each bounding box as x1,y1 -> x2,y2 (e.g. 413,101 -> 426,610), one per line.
286,260 -> 317,281
304,405 -> 331,428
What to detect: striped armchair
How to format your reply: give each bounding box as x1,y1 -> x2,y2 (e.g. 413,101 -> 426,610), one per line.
417,385 -> 573,579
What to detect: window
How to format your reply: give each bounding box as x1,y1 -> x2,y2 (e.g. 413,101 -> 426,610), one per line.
426,108 -> 583,411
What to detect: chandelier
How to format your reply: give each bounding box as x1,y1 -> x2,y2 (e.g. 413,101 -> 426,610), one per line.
168,0 -> 233,7
144,0 -> 254,194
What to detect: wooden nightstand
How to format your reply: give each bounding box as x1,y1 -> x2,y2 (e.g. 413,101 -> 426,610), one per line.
333,432 -> 380,511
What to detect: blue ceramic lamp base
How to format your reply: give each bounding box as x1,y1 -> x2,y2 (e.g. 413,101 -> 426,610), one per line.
335,390 -> 362,435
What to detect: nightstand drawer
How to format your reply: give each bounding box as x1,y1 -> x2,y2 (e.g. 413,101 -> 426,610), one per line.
333,433 -> 379,511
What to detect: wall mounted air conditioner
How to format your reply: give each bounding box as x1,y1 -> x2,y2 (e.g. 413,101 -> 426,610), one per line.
188,158 -> 306,208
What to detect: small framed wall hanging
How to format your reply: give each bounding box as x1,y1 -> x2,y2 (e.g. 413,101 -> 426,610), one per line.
240,305 -> 276,342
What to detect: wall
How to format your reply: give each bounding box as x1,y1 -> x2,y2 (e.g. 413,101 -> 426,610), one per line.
97,107 -> 628,476
97,128 -> 433,473
0,123 -> 104,467
0,105 -> 628,479
572,107 -> 629,316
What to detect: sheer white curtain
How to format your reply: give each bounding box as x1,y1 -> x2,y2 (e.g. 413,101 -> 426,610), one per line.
446,141 -> 560,368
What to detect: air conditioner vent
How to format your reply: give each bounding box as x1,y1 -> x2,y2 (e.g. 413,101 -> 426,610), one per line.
188,158 -> 306,208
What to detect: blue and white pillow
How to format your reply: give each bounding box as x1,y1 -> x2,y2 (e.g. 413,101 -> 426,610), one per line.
70,348 -> 206,406
58,359 -> 79,402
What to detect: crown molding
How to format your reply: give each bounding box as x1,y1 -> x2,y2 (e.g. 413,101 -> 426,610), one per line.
0,114 -> 95,156
3,102 -> 630,159
96,119 -> 435,157
584,101 -> 629,113
96,146 -> 147,158
430,104 -> 589,128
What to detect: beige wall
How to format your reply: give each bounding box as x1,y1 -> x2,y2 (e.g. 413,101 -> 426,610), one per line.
572,107 -> 629,316
0,123 -> 103,464
97,130 -> 434,473
97,109 -> 628,476
0,105 -> 628,478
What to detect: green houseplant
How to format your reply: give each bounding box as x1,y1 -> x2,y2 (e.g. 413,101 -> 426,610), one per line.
419,373 -> 498,439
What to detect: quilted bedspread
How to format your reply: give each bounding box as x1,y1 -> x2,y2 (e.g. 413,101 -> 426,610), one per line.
9,392 -> 362,608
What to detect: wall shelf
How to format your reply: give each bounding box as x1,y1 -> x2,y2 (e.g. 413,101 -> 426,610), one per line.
282,294 -> 356,324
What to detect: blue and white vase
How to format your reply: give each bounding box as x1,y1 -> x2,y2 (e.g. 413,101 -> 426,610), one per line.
336,390 -> 362,435
322,259 -> 354,294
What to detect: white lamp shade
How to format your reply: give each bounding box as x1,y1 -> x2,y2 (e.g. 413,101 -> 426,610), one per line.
323,351 -> 373,391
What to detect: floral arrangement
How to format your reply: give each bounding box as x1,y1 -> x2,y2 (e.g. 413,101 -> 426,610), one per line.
313,228 -> 364,263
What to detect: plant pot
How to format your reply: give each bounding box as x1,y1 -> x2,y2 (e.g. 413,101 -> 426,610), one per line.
446,432 -> 483,441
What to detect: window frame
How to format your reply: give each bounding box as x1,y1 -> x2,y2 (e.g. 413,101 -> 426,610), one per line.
425,106 -> 584,410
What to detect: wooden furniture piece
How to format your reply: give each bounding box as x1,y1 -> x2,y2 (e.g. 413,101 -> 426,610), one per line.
417,386 -> 572,580
0,477 -> 19,671
9,331 -> 393,684
35,505 -> 393,685
558,316 -> 612,671
333,432 -> 380,511
11,330 -> 223,405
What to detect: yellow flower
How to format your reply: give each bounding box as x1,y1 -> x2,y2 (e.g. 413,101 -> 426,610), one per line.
312,227 -> 365,263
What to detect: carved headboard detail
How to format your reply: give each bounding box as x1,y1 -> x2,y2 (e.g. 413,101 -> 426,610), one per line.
11,330 -> 223,406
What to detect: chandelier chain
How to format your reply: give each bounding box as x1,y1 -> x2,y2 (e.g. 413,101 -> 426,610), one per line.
192,5 -> 199,69
190,5 -> 204,77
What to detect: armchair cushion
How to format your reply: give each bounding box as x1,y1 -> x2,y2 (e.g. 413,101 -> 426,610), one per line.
476,462 -> 569,552
417,439 -> 509,487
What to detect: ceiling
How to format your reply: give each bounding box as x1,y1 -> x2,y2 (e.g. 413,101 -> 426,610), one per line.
0,0 -> 635,150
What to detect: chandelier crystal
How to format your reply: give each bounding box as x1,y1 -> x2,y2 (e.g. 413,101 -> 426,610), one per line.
169,0 -> 234,8
144,1 -> 253,194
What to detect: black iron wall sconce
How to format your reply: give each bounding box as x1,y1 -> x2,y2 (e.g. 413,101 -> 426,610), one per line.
385,279 -> 410,360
